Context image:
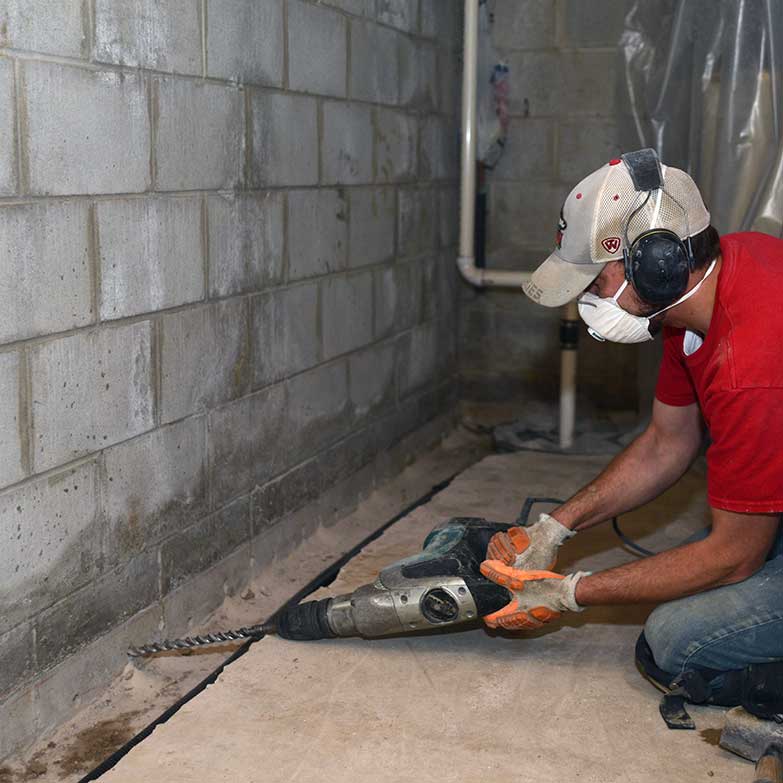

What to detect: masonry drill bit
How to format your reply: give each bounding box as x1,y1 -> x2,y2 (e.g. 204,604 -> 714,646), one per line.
127,622 -> 275,657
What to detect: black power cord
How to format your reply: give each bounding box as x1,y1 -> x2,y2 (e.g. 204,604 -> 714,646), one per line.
519,497 -> 656,558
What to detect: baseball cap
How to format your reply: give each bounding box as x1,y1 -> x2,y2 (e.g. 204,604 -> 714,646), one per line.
522,153 -> 711,307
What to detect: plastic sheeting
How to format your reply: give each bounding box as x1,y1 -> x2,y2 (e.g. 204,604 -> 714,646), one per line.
622,0 -> 783,236
476,0 -> 509,167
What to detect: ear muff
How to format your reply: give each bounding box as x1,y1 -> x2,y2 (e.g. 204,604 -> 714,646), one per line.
623,228 -> 694,306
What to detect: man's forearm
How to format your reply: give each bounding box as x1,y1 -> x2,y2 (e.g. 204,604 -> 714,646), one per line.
576,508 -> 780,606
576,539 -> 753,606
551,426 -> 697,532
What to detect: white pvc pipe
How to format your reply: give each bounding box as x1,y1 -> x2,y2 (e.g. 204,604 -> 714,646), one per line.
458,0 -> 577,452
558,301 -> 579,450
457,0 -> 530,289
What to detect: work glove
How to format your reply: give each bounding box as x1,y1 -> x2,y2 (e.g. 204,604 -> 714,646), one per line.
479,561 -> 589,630
485,513 -> 575,572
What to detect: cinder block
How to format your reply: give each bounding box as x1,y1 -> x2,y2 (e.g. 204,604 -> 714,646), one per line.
506,51 -> 560,117
252,283 -> 320,388
285,361 -> 352,466
251,457 -> 322,531
493,119 -> 555,181
0,201 -> 92,343
561,0 -> 630,47
288,189 -> 348,280
288,0 -> 347,97
490,181 -> 568,249
98,195 -> 204,320
0,621 -> 35,699
36,549 -> 159,669
161,543 -> 250,635
94,0 -> 201,74
30,324 -> 154,472
401,321 -> 439,395
560,51 -> 617,117
0,58 -> 16,195
160,299 -> 249,423
349,341 -> 396,417
439,187 -> 459,249
559,119 -> 620,180
349,187 -> 396,267
102,416 -> 208,564
420,0 -> 459,41
0,0 -> 86,57
322,0 -> 373,15
373,262 -> 419,338
22,61 -> 150,196
377,0 -> 417,31
161,497 -> 249,593
208,191 -> 285,298
374,108 -> 417,182
0,352 -> 23,489
350,20 -> 399,105
438,48 -> 460,117
399,39 -> 438,110
416,255 -> 437,322
0,461 -> 99,636
507,50 -> 616,118
207,0 -> 284,85
398,187 -> 438,256
32,602 -> 161,741
208,384 -> 287,506
155,77 -> 242,190
491,0 -> 555,50
321,271 -> 374,359
420,115 -> 458,181
249,92 -> 318,186
323,102 -> 373,184
316,437 -> 376,523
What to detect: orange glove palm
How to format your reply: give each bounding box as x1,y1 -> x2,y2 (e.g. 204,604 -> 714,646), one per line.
479,560 -> 588,631
486,513 -> 575,572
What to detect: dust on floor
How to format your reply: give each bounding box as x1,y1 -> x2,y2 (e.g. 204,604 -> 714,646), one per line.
99,450 -> 749,783
1,429 -> 488,782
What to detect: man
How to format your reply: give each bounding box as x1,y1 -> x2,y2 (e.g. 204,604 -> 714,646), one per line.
479,149 -> 783,711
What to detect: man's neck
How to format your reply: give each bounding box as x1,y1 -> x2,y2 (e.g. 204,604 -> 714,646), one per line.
662,256 -> 722,335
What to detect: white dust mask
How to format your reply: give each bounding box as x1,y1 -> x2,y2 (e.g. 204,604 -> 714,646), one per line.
577,258 -> 717,344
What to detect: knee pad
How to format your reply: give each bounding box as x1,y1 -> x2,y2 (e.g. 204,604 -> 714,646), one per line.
635,632 -> 676,691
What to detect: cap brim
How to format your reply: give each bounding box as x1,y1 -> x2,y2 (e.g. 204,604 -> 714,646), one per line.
522,252 -> 605,307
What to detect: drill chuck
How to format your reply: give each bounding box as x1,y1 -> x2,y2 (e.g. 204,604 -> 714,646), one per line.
275,598 -> 337,641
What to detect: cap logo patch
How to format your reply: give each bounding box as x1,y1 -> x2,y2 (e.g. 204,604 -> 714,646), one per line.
601,237 -> 621,254
555,206 -> 567,249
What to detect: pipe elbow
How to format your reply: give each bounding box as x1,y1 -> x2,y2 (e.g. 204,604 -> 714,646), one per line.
457,255 -> 485,287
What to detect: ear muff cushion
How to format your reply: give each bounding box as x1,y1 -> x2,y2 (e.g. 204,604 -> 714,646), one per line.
626,229 -> 691,305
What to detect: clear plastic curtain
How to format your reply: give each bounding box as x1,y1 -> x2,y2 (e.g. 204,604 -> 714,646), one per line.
621,0 -> 783,236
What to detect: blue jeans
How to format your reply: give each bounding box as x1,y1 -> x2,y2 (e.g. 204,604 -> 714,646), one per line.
644,521 -> 783,678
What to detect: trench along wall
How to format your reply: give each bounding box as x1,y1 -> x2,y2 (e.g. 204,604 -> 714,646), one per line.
0,0 -> 463,759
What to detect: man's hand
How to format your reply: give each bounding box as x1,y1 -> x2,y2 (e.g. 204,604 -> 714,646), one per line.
485,513 -> 575,571
479,561 -> 588,630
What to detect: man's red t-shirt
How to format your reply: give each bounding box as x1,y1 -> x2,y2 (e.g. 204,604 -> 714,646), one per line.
655,232 -> 783,513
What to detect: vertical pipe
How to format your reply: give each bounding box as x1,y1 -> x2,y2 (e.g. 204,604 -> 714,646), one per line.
559,300 -> 579,450
459,0 -> 479,263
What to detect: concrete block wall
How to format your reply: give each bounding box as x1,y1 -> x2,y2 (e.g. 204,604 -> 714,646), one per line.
459,0 -> 639,410
0,0 -> 462,758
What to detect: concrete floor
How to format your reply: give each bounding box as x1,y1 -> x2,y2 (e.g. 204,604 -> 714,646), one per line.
104,451 -> 749,782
